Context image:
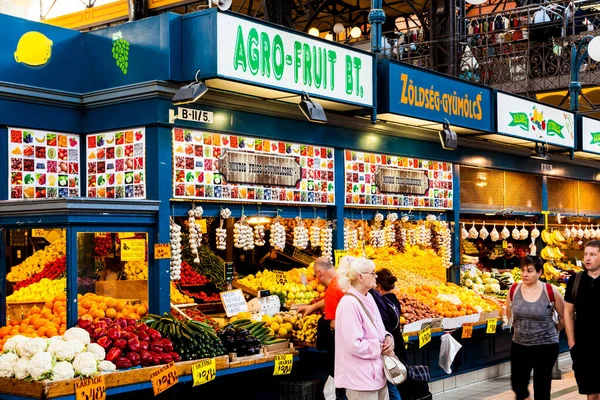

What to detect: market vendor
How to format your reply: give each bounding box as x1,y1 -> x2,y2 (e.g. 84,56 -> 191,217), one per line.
491,241 -> 521,272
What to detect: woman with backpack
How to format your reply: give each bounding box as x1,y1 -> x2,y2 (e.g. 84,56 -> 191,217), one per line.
507,256 -> 565,400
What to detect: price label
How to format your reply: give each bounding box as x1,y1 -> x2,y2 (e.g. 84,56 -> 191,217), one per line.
192,358 -> 216,386
402,333 -> 409,349
31,229 -> 45,238
154,243 -> 171,260
486,318 -> 498,334
220,289 -> 249,317
275,271 -> 287,285
462,324 -> 473,339
75,375 -> 106,400
121,239 -> 146,261
334,250 -> 348,266
150,361 -> 178,396
199,219 -> 207,234
273,354 -> 293,376
502,240 -> 507,249
418,326 -> 431,348
576,260 -> 583,267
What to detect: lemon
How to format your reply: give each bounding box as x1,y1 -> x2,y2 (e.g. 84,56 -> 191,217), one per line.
14,31 -> 53,67
284,323 -> 293,332
277,327 -> 288,337
271,322 -> 280,332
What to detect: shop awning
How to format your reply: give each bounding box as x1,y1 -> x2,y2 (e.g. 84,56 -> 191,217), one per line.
181,9 -> 375,113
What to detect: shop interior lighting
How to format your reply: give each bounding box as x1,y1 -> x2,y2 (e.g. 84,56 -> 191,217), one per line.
325,33 -> 333,41
298,92 -> 327,124
438,121 -> 457,150
207,0 -> 232,10
247,216 -> 272,225
350,27 -> 362,39
172,70 -> 208,106
530,142 -> 549,161
333,23 -> 345,34
308,27 -> 320,37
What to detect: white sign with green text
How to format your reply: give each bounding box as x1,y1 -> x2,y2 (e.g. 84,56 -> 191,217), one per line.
581,117 -> 600,155
497,92 -> 574,148
217,13 -> 373,107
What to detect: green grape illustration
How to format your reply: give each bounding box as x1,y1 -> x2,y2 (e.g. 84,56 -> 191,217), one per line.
111,32 -> 129,75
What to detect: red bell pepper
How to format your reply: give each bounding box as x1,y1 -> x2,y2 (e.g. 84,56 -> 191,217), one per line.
149,341 -> 163,353
135,322 -> 149,332
96,336 -> 113,350
140,350 -> 153,367
78,319 -> 92,330
160,339 -> 173,352
137,331 -> 150,342
114,357 -> 133,369
139,340 -> 149,351
127,338 -> 141,352
92,327 -> 108,339
107,327 -> 122,340
126,318 -> 137,326
124,325 -> 137,333
148,351 -> 161,365
121,331 -> 136,341
148,329 -> 162,341
105,347 -> 122,362
125,352 -> 141,366
95,320 -> 108,329
168,352 -> 181,363
160,353 -> 173,364
115,318 -> 128,329
113,338 -> 127,350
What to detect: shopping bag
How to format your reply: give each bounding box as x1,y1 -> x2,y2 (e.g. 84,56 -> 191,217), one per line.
324,375 -> 336,400
439,333 -> 462,374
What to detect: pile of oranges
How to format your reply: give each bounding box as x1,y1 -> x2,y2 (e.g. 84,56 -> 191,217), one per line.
0,294 -> 68,350
78,292 -> 148,321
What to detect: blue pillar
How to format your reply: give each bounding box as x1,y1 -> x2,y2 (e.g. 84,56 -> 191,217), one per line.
333,149 -> 346,251
66,226 -> 78,327
368,0 -> 386,54
452,164 -> 461,283
0,228 -> 6,325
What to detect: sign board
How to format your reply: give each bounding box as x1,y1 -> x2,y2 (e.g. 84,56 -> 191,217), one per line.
150,361 -> 178,396
418,325 -> 431,348
31,229 -> 45,238
273,354 -> 294,375
275,271 -> 287,285
461,323 -> 473,339
380,61 -> 493,132
219,150 -> 301,187
154,243 -> 171,260
176,107 -> 214,124
344,150 -> 453,209
192,358 -> 216,386
581,116 -> 600,155
497,93 -> 574,148
75,376 -> 106,400
173,129 -> 335,205
334,249 -> 348,266
375,167 -> 429,195
486,318 -> 498,334
121,239 -> 146,261
220,289 -> 249,317
217,13 -> 373,108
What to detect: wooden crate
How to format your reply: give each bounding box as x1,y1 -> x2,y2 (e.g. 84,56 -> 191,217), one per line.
262,341 -> 293,356
95,280 -> 148,302
232,280 -> 258,297
228,352 -> 265,368
7,301 -> 46,322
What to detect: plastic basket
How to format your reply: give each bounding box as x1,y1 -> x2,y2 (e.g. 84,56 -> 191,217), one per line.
278,380 -> 323,400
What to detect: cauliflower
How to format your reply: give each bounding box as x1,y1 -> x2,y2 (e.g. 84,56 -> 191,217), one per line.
66,339 -> 86,355
28,351 -> 54,381
63,328 -> 90,345
4,335 -> 29,354
17,337 -> 48,358
98,361 -> 116,372
72,352 -> 98,377
14,357 -> 30,380
0,352 -> 19,377
86,343 -> 106,361
52,361 -> 75,381
48,339 -> 76,362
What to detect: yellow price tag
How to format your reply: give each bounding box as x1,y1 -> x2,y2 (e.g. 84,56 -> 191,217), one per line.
486,318 -> 498,334
273,354 -> 293,376
75,375 -> 106,400
192,358 -> 216,386
402,333 -> 409,349
199,219 -> 207,234
462,324 -> 473,339
334,250 -> 348,266
418,326 -> 431,348
121,239 -> 146,261
154,243 -> 171,260
150,361 -> 178,396
31,229 -> 45,238
275,271 -> 287,285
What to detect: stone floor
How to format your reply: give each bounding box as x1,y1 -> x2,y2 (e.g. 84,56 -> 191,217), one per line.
433,354 -> 585,400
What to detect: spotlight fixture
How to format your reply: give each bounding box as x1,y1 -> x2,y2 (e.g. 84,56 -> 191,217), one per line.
439,121 -> 457,150
172,70 -> 208,106
308,27 -> 320,37
298,92 -> 327,124
350,27 -> 362,39
530,142 -> 549,160
325,33 -> 333,41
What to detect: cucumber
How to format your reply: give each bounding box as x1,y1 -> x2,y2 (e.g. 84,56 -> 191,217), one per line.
263,338 -> 287,345
249,322 -> 266,334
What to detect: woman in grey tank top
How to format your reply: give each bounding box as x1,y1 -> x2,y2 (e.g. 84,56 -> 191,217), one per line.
507,256 -> 565,400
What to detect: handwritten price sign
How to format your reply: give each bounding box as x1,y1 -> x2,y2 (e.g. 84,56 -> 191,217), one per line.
462,323 -> 473,339
150,361 -> 178,396
418,325 -> 431,348
486,318 -> 498,334
75,376 -> 106,400
154,243 -> 171,260
275,271 -> 287,285
273,354 -> 293,376
192,358 -> 216,386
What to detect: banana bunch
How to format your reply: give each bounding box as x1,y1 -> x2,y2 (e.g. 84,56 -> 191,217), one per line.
543,262 -> 561,281
541,230 -> 566,246
292,314 -> 320,344
540,245 -> 566,261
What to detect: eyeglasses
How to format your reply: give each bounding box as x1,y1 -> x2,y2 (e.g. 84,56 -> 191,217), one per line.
361,272 -> 377,278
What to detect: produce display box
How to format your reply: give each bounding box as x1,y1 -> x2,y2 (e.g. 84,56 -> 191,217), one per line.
6,301 -> 46,321
95,280 -> 148,302
232,280 -> 258,297
262,341 -> 293,356
228,352 -> 265,366
0,356 -> 229,400
229,349 -> 298,369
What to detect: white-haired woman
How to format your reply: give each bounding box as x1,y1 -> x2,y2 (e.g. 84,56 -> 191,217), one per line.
335,256 -> 395,400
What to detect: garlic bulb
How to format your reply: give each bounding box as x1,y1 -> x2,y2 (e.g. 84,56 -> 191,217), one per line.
571,224 -> 578,238
269,218 -> 286,251
531,224 -> 540,239
490,224 -> 500,241
310,221 -> 321,249
369,228 -> 385,248
220,208 -> 232,219
384,225 -> 396,247
511,223 -> 520,240
215,226 -> 227,250
320,225 -> 333,261
169,220 -> 182,281
437,221 -> 453,269
519,223 -> 528,240
584,225 -> 591,239
426,214 -> 437,221
293,217 -> 309,249
479,222 -> 489,240
591,225 -> 597,239
596,225 -> 600,239
501,223 -> 510,240
468,222 -> 478,239
346,226 -> 358,250
254,224 -> 266,246
401,215 -> 409,223
188,205 -> 203,264
374,212 -> 384,222
461,223 -> 469,240
417,223 -> 431,247
234,216 -> 254,251
578,224 -> 585,239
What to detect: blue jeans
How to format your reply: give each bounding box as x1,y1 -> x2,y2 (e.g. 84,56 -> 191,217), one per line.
387,381 -> 402,400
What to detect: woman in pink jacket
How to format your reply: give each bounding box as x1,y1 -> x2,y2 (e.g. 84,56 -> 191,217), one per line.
335,256 -> 395,400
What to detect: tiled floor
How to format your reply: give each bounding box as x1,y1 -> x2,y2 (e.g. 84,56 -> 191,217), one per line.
433,355 -> 586,399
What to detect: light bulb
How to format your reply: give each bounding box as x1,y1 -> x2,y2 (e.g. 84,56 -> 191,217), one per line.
588,36 -> 600,62
325,33 -> 333,41
350,27 -> 362,39
333,23 -> 344,34
308,27 -> 320,37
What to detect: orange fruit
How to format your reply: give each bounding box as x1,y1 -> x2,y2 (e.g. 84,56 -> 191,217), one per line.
98,302 -> 108,311
30,306 -> 41,315
121,309 -> 130,317
37,327 -> 47,337
54,294 -> 66,302
78,307 -> 87,316
135,305 -> 147,316
33,318 -> 48,330
115,300 -> 126,312
93,309 -> 105,319
0,327 -> 10,338
107,298 -> 117,308
105,308 -> 117,319
129,313 -> 140,320
45,300 -> 54,310
52,317 -> 61,326
46,327 -> 58,337
80,299 -> 92,309
24,327 -> 35,335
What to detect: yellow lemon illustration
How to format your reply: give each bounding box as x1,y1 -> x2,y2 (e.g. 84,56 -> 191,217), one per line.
14,31 -> 53,67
